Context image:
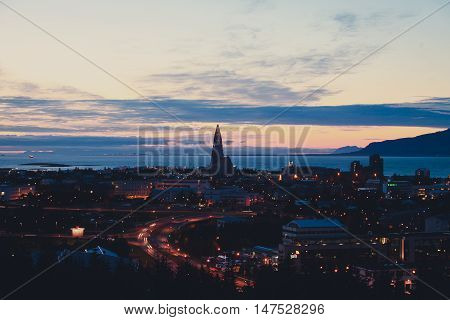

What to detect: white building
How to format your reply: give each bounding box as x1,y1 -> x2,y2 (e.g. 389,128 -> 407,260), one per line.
281,219 -> 346,245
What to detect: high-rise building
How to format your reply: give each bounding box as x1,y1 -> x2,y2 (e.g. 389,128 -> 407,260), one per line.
350,161 -> 362,174
369,154 -> 384,178
415,168 -> 430,179
210,125 -> 234,177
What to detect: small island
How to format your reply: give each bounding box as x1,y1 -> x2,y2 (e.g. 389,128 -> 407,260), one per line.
20,162 -> 72,167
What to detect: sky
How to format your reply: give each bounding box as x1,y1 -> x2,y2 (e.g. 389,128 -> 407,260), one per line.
0,0 -> 449,149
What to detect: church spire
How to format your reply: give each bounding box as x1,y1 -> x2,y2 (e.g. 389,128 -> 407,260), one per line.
210,124 -> 233,177
212,124 -> 224,158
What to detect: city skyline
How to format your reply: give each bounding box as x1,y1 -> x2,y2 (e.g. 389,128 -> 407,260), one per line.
1,0 -> 450,307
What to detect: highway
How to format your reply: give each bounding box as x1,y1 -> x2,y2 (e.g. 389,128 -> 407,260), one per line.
0,205 -> 255,289
129,214 -> 255,290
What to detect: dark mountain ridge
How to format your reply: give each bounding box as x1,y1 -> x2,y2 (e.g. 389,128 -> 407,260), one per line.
348,129 -> 450,156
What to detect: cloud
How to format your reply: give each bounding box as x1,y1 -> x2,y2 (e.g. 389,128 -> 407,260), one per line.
334,13 -> 357,31
1,97 -> 449,137
221,49 -> 245,59
332,10 -> 411,34
17,82 -> 40,93
152,41 -> 362,105
156,102 -> 450,127
0,124 -> 75,133
0,77 -> 102,99
144,70 -> 334,105
414,97 -> 450,114
48,86 -> 103,99
241,0 -> 271,14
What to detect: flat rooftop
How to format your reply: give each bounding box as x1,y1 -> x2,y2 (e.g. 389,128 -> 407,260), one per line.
287,219 -> 344,229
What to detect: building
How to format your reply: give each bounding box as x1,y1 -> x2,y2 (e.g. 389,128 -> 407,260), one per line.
353,264 -> 416,294
151,179 -> 210,203
151,187 -> 195,203
415,168 -> 431,185
356,187 -> 380,199
356,179 -> 386,198
204,186 -> 262,207
280,161 -> 303,181
71,226 -> 85,238
365,179 -> 383,191
415,183 -> 450,200
415,168 -> 430,179
369,154 -> 384,178
0,184 -> 35,201
279,219 -> 384,271
208,245 -> 279,273
246,246 -> 279,268
57,246 -> 135,272
112,180 -> 151,199
153,179 -> 210,194
210,125 -> 234,177
387,181 -> 412,199
281,219 -> 346,245
350,161 -> 363,174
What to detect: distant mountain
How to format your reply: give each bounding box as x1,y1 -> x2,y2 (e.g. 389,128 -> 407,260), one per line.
348,129 -> 450,156
332,146 -> 362,154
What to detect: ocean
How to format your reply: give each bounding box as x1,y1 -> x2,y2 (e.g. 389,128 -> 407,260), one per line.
0,152 -> 449,177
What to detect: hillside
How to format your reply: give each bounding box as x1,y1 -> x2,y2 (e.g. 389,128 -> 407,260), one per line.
332,146 -> 362,154
348,129 -> 450,156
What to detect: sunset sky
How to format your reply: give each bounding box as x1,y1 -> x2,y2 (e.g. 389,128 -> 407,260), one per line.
0,0 -> 449,149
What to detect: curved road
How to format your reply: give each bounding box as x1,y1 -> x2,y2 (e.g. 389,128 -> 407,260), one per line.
129,214 -> 255,290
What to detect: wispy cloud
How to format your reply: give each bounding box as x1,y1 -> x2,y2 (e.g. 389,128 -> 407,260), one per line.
240,0 -> 271,14
143,70 -> 335,105
0,65 -> 102,100
0,79 -> 103,100
333,10 -> 408,33
334,13 -> 358,31
0,96 -> 449,136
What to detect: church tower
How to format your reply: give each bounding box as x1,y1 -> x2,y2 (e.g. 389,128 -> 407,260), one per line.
210,125 -> 233,176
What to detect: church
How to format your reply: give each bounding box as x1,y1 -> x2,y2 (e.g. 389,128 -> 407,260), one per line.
210,125 -> 234,177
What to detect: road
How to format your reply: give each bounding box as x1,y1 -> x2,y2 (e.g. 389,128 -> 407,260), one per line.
1,205 -> 255,289
128,214 -> 255,290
